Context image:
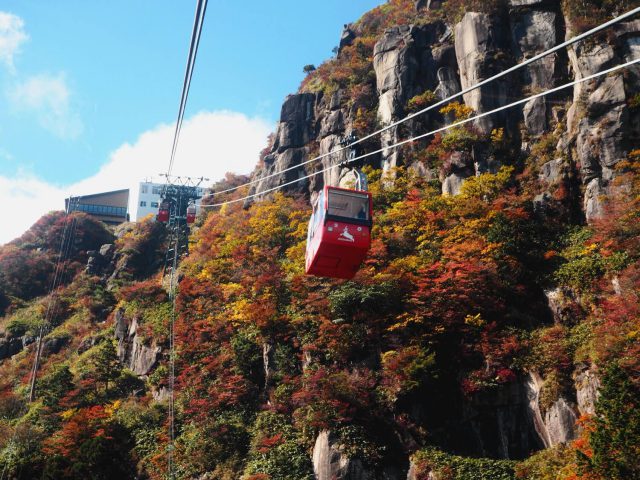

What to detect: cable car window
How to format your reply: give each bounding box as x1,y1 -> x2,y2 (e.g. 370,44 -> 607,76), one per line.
327,190 -> 369,221
308,190 -> 325,242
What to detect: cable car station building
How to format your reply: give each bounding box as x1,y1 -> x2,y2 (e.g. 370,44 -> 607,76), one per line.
136,181 -> 205,221
65,189 -> 130,226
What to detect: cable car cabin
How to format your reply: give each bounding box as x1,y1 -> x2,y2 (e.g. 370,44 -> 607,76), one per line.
305,186 -> 373,279
186,202 -> 196,224
157,200 -> 170,223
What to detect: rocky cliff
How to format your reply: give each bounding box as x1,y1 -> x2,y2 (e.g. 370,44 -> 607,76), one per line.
1,1 -> 639,479
248,0 -> 640,220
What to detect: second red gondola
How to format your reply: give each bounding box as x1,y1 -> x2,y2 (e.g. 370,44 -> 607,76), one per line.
157,200 -> 170,223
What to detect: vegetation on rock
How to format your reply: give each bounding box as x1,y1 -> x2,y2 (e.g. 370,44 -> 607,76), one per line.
1,0 -> 639,478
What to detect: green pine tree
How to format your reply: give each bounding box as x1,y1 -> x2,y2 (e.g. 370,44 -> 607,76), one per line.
584,363 -> 640,479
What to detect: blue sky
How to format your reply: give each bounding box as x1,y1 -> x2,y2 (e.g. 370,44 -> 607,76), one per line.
0,0 -> 382,243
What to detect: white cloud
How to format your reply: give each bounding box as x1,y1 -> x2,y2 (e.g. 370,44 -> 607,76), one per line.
0,111 -> 273,244
0,12 -> 28,72
0,172 -> 66,244
8,73 -> 83,139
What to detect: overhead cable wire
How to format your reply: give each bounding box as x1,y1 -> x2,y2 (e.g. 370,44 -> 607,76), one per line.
202,5 -> 640,200
166,0 -> 209,177
162,1 -> 208,475
0,196 -> 80,473
28,197 -> 79,403
201,56 -> 640,208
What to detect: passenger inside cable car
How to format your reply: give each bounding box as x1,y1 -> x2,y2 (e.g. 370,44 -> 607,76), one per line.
157,200 -> 170,223
305,184 -> 373,280
186,202 -> 196,224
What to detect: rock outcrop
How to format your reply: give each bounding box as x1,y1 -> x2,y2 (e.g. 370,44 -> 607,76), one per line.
454,12 -> 513,135
565,18 -> 640,221
0,334 -> 24,360
246,4 -> 638,223
114,308 -> 161,376
574,364 -> 600,415
373,23 -> 446,176
525,372 -> 579,448
458,378 -> 544,458
312,430 -> 371,480
247,94 -> 316,203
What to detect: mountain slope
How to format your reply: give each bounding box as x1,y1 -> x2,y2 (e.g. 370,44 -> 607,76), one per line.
1,1 -> 640,479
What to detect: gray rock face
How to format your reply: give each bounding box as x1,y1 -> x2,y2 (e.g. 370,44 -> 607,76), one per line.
523,97 -> 548,136
510,4 -> 561,137
276,94 -> 316,151
374,25 -> 417,176
442,172 -> 466,196
42,335 -> 69,356
319,134 -> 347,189
526,372 -> 552,448
339,24 -> 356,54
262,342 -> 274,390
245,7 -> 638,230
99,243 -> 114,257
583,178 -> 605,223
544,397 -> 577,445
114,308 -> 161,376
511,9 -> 558,86
320,109 -> 345,138
509,0 -> 547,6
0,335 -> 23,360
566,36 -> 633,222
440,150 -> 475,196
539,158 -> 564,185
312,430 -> 371,480
434,66 -> 461,121
533,191 -> 553,213
544,287 -> 578,324
373,23 -> 445,175
77,335 -> 98,354
87,243 -> 117,276
455,12 -> 512,134
459,379 -> 544,459
525,372 -> 578,448
152,386 -> 171,402
249,147 -> 310,204
574,365 -> 600,416
246,93 -> 317,204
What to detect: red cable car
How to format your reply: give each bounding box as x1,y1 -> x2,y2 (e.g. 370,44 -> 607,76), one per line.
186,202 -> 196,224
305,185 -> 373,279
157,200 -> 170,223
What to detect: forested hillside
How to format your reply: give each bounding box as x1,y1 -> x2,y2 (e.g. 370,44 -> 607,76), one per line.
1,1 -> 639,479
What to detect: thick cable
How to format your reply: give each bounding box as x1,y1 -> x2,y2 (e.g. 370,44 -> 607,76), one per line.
167,0 -> 209,177
28,197 -> 78,402
202,6 -> 640,199
201,56 -> 640,208
163,1 -> 208,475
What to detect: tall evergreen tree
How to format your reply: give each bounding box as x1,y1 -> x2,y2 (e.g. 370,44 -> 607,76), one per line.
583,363 -> 640,479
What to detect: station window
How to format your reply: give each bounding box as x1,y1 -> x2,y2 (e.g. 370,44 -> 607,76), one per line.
151,202 -> 159,208
140,201 -> 147,207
